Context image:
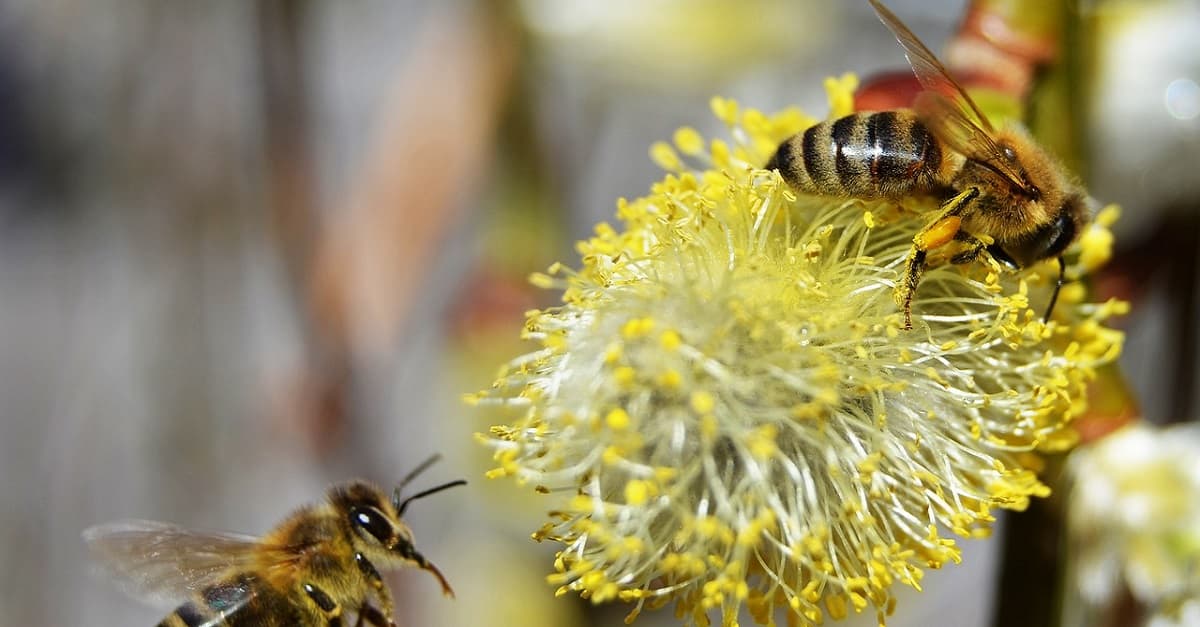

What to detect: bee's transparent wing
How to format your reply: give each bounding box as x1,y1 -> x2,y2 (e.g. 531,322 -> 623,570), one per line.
868,0 -> 993,130
868,0 -> 1035,194
912,91 -> 1035,194
83,519 -> 260,610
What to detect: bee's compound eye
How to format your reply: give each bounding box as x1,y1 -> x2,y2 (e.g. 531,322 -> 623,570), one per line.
350,506 -> 393,545
1044,212 -> 1077,258
1002,145 -> 1017,161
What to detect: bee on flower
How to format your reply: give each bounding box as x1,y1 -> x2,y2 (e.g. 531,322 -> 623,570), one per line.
470,75 -> 1124,626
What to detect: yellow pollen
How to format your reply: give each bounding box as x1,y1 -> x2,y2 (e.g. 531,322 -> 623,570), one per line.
621,317 -> 656,339
606,408 -> 631,431
625,479 -> 652,505
674,127 -> 705,156
650,142 -> 682,171
691,390 -> 716,414
657,369 -> 683,390
660,330 -> 683,351
710,96 -> 739,125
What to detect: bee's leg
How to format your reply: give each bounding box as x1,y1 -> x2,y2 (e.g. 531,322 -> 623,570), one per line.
355,553 -> 397,627
353,604 -> 390,627
303,582 -> 345,627
949,231 -> 986,265
896,187 -> 980,329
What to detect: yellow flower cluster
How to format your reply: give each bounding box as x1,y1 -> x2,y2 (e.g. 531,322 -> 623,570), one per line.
471,76 -> 1124,626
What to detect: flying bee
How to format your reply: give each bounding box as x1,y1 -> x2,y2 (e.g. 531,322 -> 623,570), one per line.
766,0 -> 1090,329
84,457 -> 465,627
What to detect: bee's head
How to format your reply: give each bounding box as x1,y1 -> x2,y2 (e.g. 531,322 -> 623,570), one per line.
332,480 -> 404,554
987,192 -> 1091,323
998,192 -> 1089,269
331,475 -> 464,597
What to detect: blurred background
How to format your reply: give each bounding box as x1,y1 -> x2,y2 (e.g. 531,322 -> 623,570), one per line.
0,0 -> 1196,625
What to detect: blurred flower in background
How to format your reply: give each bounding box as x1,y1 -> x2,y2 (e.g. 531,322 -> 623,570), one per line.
1064,423 -> 1200,627
475,77 -> 1124,625
517,0 -> 827,86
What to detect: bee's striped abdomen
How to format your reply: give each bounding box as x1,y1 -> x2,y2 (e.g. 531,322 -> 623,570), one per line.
156,577 -> 283,627
158,601 -> 219,627
766,110 -> 943,198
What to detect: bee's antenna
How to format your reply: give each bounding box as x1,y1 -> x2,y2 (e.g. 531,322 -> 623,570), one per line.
393,455 -> 465,513
396,480 -> 467,517
393,454 -> 444,511
1043,256 -> 1066,323
399,454 -> 443,490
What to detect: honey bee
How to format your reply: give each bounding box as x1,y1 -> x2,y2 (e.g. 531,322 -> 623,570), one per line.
766,0 -> 1090,329
84,458 -> 465,626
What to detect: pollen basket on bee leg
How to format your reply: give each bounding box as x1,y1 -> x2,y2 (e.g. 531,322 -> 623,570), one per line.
915,216 -> 962,250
